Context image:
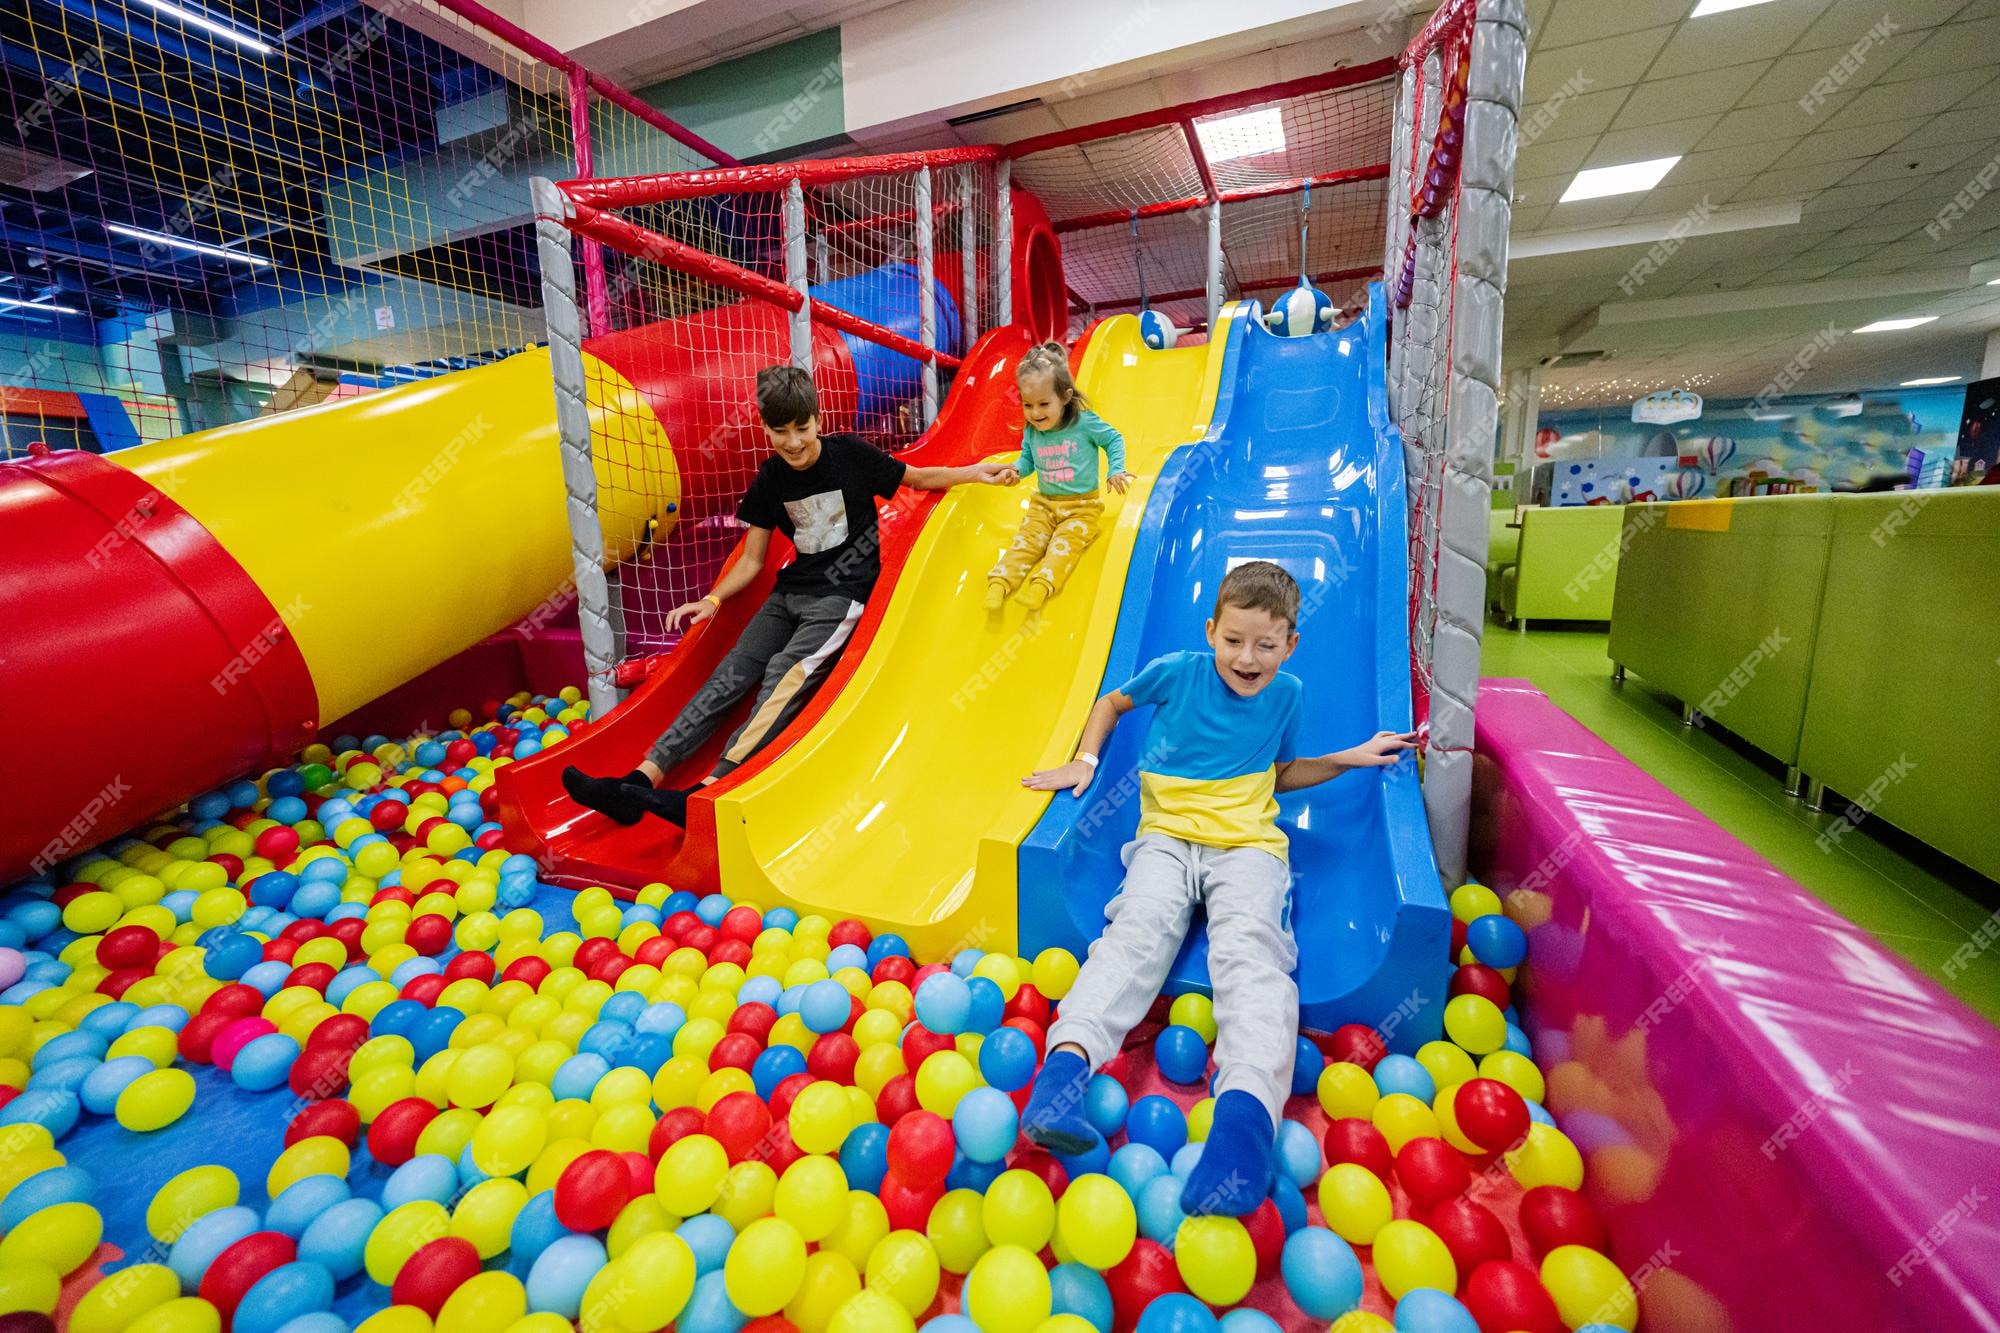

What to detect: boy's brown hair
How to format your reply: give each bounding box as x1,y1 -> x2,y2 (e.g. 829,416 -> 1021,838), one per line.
1214,560 -> 1300,630
756,365 -> 818,428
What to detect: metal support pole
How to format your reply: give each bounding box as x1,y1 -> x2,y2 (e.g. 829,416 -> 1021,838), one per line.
1784,766 -> 1805,798
814,231 -> 830,285
996,158 -> 1014,330
784,177 -> 811,371
531,177 -> 621,716
567,64 -> 611,338
959,164 -> 980,350
916,166 -> 938,425
1205,199 -> 1224,333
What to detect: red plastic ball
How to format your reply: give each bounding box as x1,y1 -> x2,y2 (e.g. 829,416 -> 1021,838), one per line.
827,919 -> 872,951
97,925 -> 159,970
405,915 -> 453,958
807,1033 -> 860,1085
399,974 -> 448,1007
649,1107 -> 707,1160
555,1150 -> 634,1232
871,956 -> 916,987
901,1025 -> 954,1072
769,1073 -> 815,1123
706,1092 -> 773,1164
368,1097 -> 440,1167
371,887 -> 416,910
444,951 -> 495,984
707,939 -> 752,970
1009,1147 -> 1070,1199
1450,963 -> 1513,1009
1002,1017 -> 1047,1057
1396,1135 -> 1472,1210
198,1232 -> 295,1320
254,826 -> 300,863
574,938 -> 620,973
681,924 -> 719,955
286,1098 -> 360,1149
726,1002 -> 779,1045
878,1171 -> 943,1231
286,1045 -> 352,1101
1107,1240 -> 1187,1333
762,1117 -> 804,1175
307,1013 -> 369,1054
1003,985 -> 1050,1029
391,1237 -> 482,1316
875,1075 -> 919,1126
635,936 -> 676,969
203,984 -> 266,1018
720,906 -> 764,944
887,1111 -> 955,1183
279,920 -> 324,944
1462,1259 -> 1562,1333
1427,1196 -> 1512,1273
664,911 -> 702,939
328,918 -> 367,960
1518,1185 -> 1608,1258
369,801 -> 408,831
286,962 -> 337,994
1322,1118 -> 1394,1181
502,957 -> 552,988
207,853 -> 244,881
709,1032 -> 763,1074
1454,1079 -> 1530,1153
260,937 -> 300,966
621,1151 -> 655,1197
742,1320 -> 800,1333
1450,917 -> 1468,959
176,1012 -> 232,1065
1240,1197 -> 1284,1278
1329,1024 -> 1387,1072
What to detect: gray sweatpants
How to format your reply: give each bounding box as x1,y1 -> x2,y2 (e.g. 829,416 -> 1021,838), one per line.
1047,833 -> 1299,1123
647,590 -> 864,777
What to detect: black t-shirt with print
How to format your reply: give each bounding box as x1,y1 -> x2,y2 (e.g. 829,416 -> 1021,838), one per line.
736,434 -> 908,600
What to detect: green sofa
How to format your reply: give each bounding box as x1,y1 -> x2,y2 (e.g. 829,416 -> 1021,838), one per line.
1488,509 -> 1520,614
1608,496 -> 1836,770
1796,489 -> 2000,882
1496,504 -> 1626,628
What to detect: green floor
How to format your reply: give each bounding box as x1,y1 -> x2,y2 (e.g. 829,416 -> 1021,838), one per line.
1480,622 -> 2000,1027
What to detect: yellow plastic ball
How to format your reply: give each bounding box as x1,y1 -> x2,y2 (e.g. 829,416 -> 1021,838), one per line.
0,1260 -> 61,1315
606,1195 -> 679,1260
470,1106 -> 547,1178
1166,993 -> 1217,1043
68,1260 -> 182,1332
267,1137 -> 349,1197
1372,1218 -> 1457,1299
980,1170 -> 1055,1252
1541,1245 -> 1639,1330
1371,1092 -> 1441,1154
112,1068 -> 196,1132
126,1297 -> 223,1333
913,1051 -> 978,1118
826,1289 -> 915,1333
1030,949 -> 1079,1001
1415,1040 -> 1478,1091
1317,1162 -> 1393,1245
790,1081 -> 855,1155
1431,1085 -> 1485,1154
863,1229 -> 940,1316
146,1165 -> 238,1244
774,1155 -> 848,1242
1172,1214 -> 1254,1305
450,1178 -> 530,1260
1479,1049 -> 1547,1105
714,1161 -> 778,1234
925,1189 -> 989,1274
724,1216 -> 807,1317
1507,1123 -> 1585,1191
1443,994 -> 1507,1056
353,1305 -> 430,1333
1328,1313 -> 1394,1333
434,1272 -> 527,1333
655,1134 -> 729,1217
617,1233 -> 698,1325
785,1250 -> 860,1333
821,1191 -> 891,1270
963,1244 -> 1050,1333
969,954 -> 1021,1001
1317,1062 -> 1379,1120
1449,883 -> 1504,923
653,1056 -> 708,1111
366,1201 -> 451,1285
1055,1172 -> 1136,1270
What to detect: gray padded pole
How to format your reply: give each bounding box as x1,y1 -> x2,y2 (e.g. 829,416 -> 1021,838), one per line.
996,159 -> 1013,329
1206,200 -> 1223,334
960,164 -> 980,349
785,178 -> 811,370
916,165 -> 938,424
531,176 -> 621,718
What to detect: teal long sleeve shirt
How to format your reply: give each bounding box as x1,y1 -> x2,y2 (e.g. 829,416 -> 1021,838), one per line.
1014,409 -> 1126,496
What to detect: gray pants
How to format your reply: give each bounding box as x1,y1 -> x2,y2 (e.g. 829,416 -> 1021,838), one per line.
1047,833 -> 1299,1122
647,590 -> 864,777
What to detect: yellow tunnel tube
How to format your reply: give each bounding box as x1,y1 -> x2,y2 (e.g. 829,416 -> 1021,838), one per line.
115,348 -> 678,723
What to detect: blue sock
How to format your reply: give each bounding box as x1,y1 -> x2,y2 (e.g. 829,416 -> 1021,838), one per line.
1020,1049 -> 1095,1154
1180,1090 -> 1275,1216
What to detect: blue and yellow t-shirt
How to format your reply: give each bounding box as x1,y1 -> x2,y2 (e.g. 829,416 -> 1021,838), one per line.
1117,650 -> 1303,859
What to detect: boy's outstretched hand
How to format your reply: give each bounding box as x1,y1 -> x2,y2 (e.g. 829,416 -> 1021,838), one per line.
1023,759 -> 1095,796
1338,730 -> 1419,767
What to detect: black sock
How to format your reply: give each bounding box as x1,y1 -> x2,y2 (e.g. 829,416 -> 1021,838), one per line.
560,766 -> 648,826
630,784 -> 691,827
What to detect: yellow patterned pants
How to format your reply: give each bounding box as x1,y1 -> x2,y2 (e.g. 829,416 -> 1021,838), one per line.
991,492 -> 1103,595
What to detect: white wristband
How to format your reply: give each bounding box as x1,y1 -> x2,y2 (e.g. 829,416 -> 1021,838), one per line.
1077,752 -> 1099,768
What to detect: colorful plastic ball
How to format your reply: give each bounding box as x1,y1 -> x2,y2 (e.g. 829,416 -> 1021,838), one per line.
1322,1118 -> 1392,1181
234,1261 -> 335,1333
952,1087 -> 1018,1165
1272,1120 -> 1320,1190
1132,1293 -> 1216,1333
975,1027 -> 1036,1093
1463,1260 -> 1562,1333
1424,1198 -> 1512,1275
912,1052 -> 977,1118
1218,1311 -> 1282,1333
963,1245 -> 1051,1333
1280,1226 -> 1363,1320
981,1169 -> 1056,1252
1316,1163 -> 1392,1246
1465,915 -> 1526,969
791,1081 -> 855,1156
1083,1075 -> 1128,1139
68,1261 -> 178,1333
1442,996 -> 1506,1056
800,982 -> 852,1036
1048,1262 -> 1113,1333
1389,1289 -> 1479,1333
1395,1137 -> 1471,1211
0,1200 -> 100,1275
725,1216 -> 807,1317
1539,1246 -> 1636,1331
1106,1144 -> 1169,1201
912,974 -> 971,1036
864,1230 -> 940,1316
1454,1078 -> 1530,1153
1448,964 -> 1512,1011
1518,1185 -> 1608,1258
1151,1026 -> 1208,1086
775,1155 -> 848,1242
0,1165 -> 93,1232
1030,950 -> 1079,1001
266,1176 -> 353,1240
1055,1173 -> 1135,1271
1372,1219 -> 1457,1300
1316,1063 -> 1378,1121
1370,1054 -> 1436,1104
834,1122 -> 888,1196
167,1206 -> 259,1290
1172,1216 -> 1253,1306
1505,1123 -> 1583,1191
924,1189 -> 990,1275
1328,1025 -> 1386,1071
1104,1240 -> 1187,1333
525,1233 -> 607,1320
1124,1096 -> 1186,1161
1132,1173 -> 1184,1247
552,1150 -> 631,1233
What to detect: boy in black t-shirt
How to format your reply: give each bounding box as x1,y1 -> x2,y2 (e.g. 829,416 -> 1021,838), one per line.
563,365 -> 1011,826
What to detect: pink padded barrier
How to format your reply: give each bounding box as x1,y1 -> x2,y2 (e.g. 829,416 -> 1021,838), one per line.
1472,678 -> 2000,1332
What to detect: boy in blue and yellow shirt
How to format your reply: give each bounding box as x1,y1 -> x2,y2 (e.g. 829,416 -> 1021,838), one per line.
1018,560 -> 1416,1216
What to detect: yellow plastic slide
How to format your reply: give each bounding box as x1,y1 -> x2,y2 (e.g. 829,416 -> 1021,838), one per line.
710,312 -> 1234,957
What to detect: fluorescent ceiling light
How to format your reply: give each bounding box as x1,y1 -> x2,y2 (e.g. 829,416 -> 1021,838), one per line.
1989,278 -> 2000,285
0,296 -> 82,314
133,0 -> 275,54
1853,316 -> 1936,333
1194,108 -> 1286,163
106,222 -> 271,267
1901,376 -> 1961,386
1560,157 -> 1681,203
1691,0 -> 1781,15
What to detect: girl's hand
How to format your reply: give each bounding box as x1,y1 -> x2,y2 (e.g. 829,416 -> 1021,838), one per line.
996,467 -> 1021,486
1339,730 -> 1418,768
667,598 -> 717,632
1023,759 -> 1095,796
1107,471 -> 1135,494
971,462 -> 1014,486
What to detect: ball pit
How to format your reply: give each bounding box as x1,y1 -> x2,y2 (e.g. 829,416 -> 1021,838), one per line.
0,694 -> 1635,1333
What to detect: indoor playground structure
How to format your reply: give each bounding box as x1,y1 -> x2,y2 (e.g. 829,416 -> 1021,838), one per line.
1,2 -> 1997,1333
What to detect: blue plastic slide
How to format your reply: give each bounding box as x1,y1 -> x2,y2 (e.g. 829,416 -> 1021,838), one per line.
1017,284 -> 1450,1048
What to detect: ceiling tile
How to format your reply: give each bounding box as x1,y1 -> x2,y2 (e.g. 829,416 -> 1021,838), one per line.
1518,87 -> 1629,144
1646,0 -> 1836,81
1697,106 -> 1805,151
1792,0 -> 1976,52
1808,177 -> 1932,213
1895,107 -> 2000,152
1731,161 -> 1861,201
1777,115 -> 1932,168
1812,67 -> 1993,130
1516,136 -> 1595,182
1611,63 -> 1767,129
1671,140 -> 1795,184
1585,115 -> 1723,168
1876,15 -> 2000,81
1523,27 -> 1674,102
1538,0 -> 1700,50
1732,31 -> 1921,110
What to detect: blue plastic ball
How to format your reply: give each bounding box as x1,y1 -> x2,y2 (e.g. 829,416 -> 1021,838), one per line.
679,1269 -> 746,1333
1281,1226 -> 1364,1320
267,769 -> 305,798
963,976 -> 1005,1033
762,906 -> 799,932
1467,914 -> 1527,969
826,944 -> 869,975
913,972 -> 971,1035
0,1089 -> 79,1137
296,1198 -> 380,1282
1136,1292 -> 1218,1333
1135,1173 -> 1186,1244
1271,1176 -> 1307,1234
1275,1119 -> 1321,1190
233,1261 -> 335,1333
202,930 -> 264,981
169,1205 -> 260,1290
1052,1130 -> 1110,1181
0,1164 -> 93,1230
1084,1074 -> 1129,1137
1219,1311 -> 1282,1333
407,1008 -> 462,1062
526,1233 -> 606,1319
751,1045 -> 807,1099
977,1026 -> 1036,1092
79,1056 -> 152,1115
1505,1023 -> 1533,1058
945,1154 -> 1006,1192
1372,1053 -> 1436,1104
636,1001 -> 688,1038
382,1154 -> 459,1209
1107,1143 -> 1169,1199
838,1122 -> 890,1194
1049,1262 -> 1114,1332
1393,1288 -> 1482,1332
1152,1025 -> 1209,1085
864,933 -> 909,966
952,1086 -> 1018,1164
948,950 -> 981,977
249,872 -> 300,910
232,1034 -> 301,1092
1291,1035 -> 1326,1095
676,1213 -> 736,1275
800,979 -> 852,1035
1125,1094 -> 1187,1161
1170,1142 -> 1205,1180
921,1320 -> 978,1333
267,1176 -> 352,1239
509,1191 -> 566,1269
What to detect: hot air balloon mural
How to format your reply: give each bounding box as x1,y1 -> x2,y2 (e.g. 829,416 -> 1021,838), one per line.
1700,435 -> 1737,472
1668,469 -> 1707,499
